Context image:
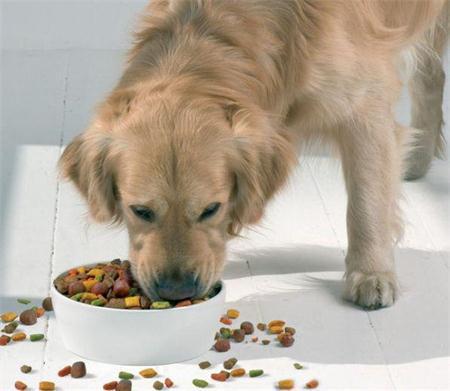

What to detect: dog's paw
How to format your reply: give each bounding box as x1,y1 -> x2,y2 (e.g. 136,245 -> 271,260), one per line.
344,270 -> 398,310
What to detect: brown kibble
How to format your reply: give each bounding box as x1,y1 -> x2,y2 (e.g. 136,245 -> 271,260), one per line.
211,372 -> 228,382
58,365 -> 71,377
305,379 -> 319,389
232,328 -> 245,342
42,297 -> 53,311
284,326 -> 296,335
279,332 -> 295,347
140,296 -> 152,309
230,368 -> 246,377
198,361 -> 211,369
223,357 -> 237,370
71,361 -> 86,378
68,281 -> 86,296
2,321 -> 19,334
269,325 -> 284,334
19,309 -> 37,326
164,378 -> 174,388
0,334 -> 11,345
251,336 -> 258,342
175,299 -> 192,307
39,381 -> 55,390
153,380 -> 164,390
91,282 -> 108,296
105,298 -> 126,309
214,338 -> 231,352
20,365 -> 32,374
257,322 -> 266,331
12,332 -> 26,341
240,321 -> 254,334
117,379 -> 132,391
261,339 -> 270,345
113,279 -> 130,297
278,379 -> 295,390
103,381 -> 118,390
220,370 -> 230,379
14,381 -> 27,390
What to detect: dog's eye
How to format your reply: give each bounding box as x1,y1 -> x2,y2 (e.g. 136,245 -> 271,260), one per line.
199,202 -> 221,222
130,205 -> 155,222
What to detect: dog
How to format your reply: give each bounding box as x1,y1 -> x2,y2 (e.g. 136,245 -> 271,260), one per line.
60,0 -> 449,309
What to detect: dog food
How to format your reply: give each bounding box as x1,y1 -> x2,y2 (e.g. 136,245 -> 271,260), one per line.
198,361 -> 211,369
58,365 -> 71,377
139,368 -> 157,378
220,316 -> 232,325
293,363 -> 303,370
35,307 -> 45,318
232,328 -> 245,342
251,336 -> 258,342
220,370 -> 231,379
305,379 -> 319,389
214,338 -> 231,352
220,327 -> 232,339
29,334 -> 44,342
226,309 -> 240,319
54,259 -> 219,309
2,321 -> 19,334
240,321 -> 254,334
0,335 -> 11,345
284,326 -> 296,335
278,379 -> 295,390
153,380 -> 164,390
12,332 -> 26,342
278,332 -> 295,347
230,368 -> 245,377
71,361 -> 86,378
164,378 -> 174,388
1,312 -> 18,323
14,380 -> 27,390
39,381 -> 55,390
19,310 -> 37,326
211,372 -> 228,382
119,371 -> 134,380
42,297 -> 53,311
192,379 -> 208,388
20,365 -> 32,374
268,320 -> 285,328
249,369 -> 264,377
103,381 -> 118,390
17,299 -> 31,305
257,322 -> 267,331
261,339 -> 270,345
223,357 -> 237,370
117,379 -> 132,391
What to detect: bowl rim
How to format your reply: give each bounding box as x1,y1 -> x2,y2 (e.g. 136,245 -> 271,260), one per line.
51,263 -> 225,314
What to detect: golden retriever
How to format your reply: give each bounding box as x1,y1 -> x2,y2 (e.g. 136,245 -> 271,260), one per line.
60,0 -> 449,309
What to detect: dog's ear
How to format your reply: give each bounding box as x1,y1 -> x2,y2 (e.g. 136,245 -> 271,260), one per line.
227,105 -> 296,235
58,88 -> 134,223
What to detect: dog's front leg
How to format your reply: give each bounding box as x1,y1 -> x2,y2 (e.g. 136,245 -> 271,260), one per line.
338,114 -> 401,309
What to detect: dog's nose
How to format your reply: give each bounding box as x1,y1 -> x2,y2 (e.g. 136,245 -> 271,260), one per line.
155,273 -> 197,301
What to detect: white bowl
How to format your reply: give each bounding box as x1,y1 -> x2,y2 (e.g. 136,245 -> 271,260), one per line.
51,268 -> 225,365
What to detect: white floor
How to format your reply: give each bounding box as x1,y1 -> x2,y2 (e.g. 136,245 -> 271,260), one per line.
1,2 -> 449,390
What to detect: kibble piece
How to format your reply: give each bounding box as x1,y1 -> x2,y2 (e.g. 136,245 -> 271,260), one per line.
2,321 -> 19,334
257,322 -> 266,331
140,296 -> 152,309
12,332 -> 26,342
103,381 -> 118,390
223,357 -> 237,370
139,368 -> 157,378
0,335 -> 11,345
164,378 -> 174,388
151,301 -> 171,309
42,297 -> 53,311
30,334 -> 44,342
39,381 -> 55,390
226,309 -> 240,319
278,379 -> 294,390
192,379 -> 208,388
58,365 -> 71,377
220,327 -> 232,339
20,365 -> 32,374
14,380 -> 27,390
105,298 -> 126,309
153,380 -> 164,390
305,379 -> 319,389
17,299 -> 31,305
125,296 -> 141,308
240,321 -> 254,335
261,339 -> 270,345
251,336 -> 258,343
34,307 -> 45,318
117,379 -> 132,391
19,309 -> 37,326
198,361 -> 211,369
268,320 -> 285,328
284,326 -> 296,335
71,361 -> 86,378
232,329 -> 245,343
249,369 -> 264,377
220,370 -> 230,379
91,282 -> 108,296
230,368 -> 245,377
219,316 -> 232,325
293,363 -> 303,370
211,372 -> 228,382
119,371 -> 134,380
68,281 -> 86,296
91,298 -> 107,306
1,312 -> 18,323
113,279 -> 130,298
82,279 -> 97,292
269,325 -> 284,334
279,333 -> 295,347
214,338 -> 231,352
175,299 -> 192,307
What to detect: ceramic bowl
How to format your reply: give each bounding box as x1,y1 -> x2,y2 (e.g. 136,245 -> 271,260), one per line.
51,266 -> 225,365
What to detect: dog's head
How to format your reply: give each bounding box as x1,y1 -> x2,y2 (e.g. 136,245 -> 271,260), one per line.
59,88 -> 295,300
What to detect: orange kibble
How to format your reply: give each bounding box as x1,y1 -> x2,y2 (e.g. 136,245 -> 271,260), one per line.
226,309 -> 240,319
220,316 -> 232,325
230,368 -> 246,377
269,325 -> 284,334
39,381 -> 55,390
12,332 -> 26,342
58,365 -> 71,377
278,379 -> 294,390
35,307 -> 45,318
268,320 -> 285,328
305,379 -> 319,389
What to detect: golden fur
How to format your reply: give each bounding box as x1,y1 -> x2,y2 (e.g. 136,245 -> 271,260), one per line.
60,0 -> 448,307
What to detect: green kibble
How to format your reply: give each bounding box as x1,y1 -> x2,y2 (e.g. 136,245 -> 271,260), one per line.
118,371 -> 134,380
198,361 -> 211,369
30,334 -> 44,342
2,321 -> 19,334
192,379 -> 208,388
70,293 -> 83,301
220,327 -> 231,339
20,365 -> 32,374
293,362 -> 303,370
151,301 -> 171,309
95,274 -> 103,282
128,287 -> 138,296
17,298 -> 31,305
91,299 -> 106,306
249,369 -> 264,377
